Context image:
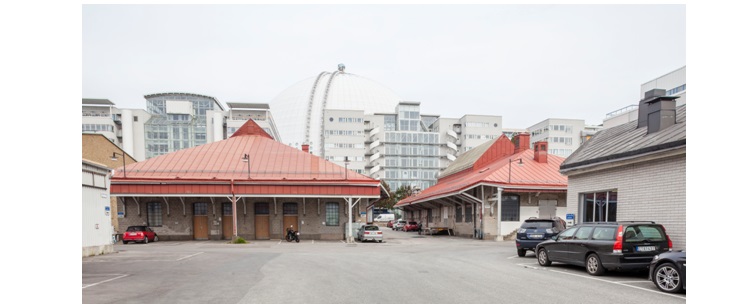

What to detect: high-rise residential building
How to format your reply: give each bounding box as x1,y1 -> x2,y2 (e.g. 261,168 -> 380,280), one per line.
82,94 -> 280,161
603,66 -> 685,129
528,118 -> 587,158
143,93 -> 226,159
268,65 -> 505,191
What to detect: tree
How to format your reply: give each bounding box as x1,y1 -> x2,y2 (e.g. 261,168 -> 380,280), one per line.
374,181 -> 414,210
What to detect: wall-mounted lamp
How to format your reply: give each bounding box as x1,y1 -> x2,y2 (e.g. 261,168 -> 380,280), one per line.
508,158 -> 523,183
242,153 -> 251,179
110,152 -> 127,178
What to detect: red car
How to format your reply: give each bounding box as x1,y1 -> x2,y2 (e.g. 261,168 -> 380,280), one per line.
122,225 -> 159,244
403,221 -> 419,232
387,220 -> 394,228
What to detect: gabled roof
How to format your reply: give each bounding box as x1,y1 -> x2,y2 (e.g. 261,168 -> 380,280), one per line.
110,120 -> 380,197
397,136 -> 567,207
112,119 -> 373,182
560,104 -> 686,173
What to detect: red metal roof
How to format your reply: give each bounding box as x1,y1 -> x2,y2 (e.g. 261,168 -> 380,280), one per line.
110,119 -> 380,197
397,136 -> 567,206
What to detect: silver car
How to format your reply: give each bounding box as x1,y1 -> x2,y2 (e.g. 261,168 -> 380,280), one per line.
357,225 -> 383,242
393,220 -> 407,231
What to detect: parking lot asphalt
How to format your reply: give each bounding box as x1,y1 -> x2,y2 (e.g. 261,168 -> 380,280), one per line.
83,227 -> 686,304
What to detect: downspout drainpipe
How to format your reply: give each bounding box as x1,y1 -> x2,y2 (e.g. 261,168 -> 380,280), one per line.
481,186 -> 485,240
231,179 -> 238,241
497,187 -> 503,241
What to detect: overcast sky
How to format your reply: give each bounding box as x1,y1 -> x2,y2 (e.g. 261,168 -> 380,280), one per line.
82,4 -> 685,129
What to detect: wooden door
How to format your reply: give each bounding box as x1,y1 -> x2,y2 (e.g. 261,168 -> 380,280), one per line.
254,202 -> 270,240
222,202 -> 233,240
282,203 -> 298,239
193,202 -> 209,240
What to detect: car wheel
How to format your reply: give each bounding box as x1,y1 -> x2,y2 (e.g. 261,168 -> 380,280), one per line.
653,263 -> 683,293
517,249 -> 526,257
537,248 -> 551,266
144,236 -> 149,244
154,235 -> 159,242
123,241 -> 128,244
379,240 -> 383,243
586,254 -> 605,276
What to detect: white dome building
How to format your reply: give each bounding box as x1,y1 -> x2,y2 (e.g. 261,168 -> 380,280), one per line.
270,64 -> 402,156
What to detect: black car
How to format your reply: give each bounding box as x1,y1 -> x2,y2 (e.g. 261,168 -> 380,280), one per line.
649,251 -> 686,293
535,221 -> 673,276
515,217 -> 566,257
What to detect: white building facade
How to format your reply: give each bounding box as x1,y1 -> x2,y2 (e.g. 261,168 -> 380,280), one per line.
528,118 -> 586,158
603,65 -> 686,129
82,96 -> 280,161
82,160 -> 114,257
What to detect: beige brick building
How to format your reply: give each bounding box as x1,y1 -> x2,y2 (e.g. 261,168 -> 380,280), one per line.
560,90 -> 686,250
82,133 -> 138,235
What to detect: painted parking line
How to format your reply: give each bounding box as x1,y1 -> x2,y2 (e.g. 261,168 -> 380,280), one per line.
176,252 -> 204,261
516,263 -> 686,300
82,274 -> 128,289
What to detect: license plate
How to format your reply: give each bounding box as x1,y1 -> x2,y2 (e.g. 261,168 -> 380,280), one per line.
636,246 -> 656,252
529,234 -> 543,239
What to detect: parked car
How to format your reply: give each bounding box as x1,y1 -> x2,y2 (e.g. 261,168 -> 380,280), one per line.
516,217 -> 567,257
122,225 -> 159,244
535,221 -> 672,276
387,220 -> 395,228
649,251 -> 686,293
393,220 -> 407,231
357,225 -> 383,242
403,221 -> 419,232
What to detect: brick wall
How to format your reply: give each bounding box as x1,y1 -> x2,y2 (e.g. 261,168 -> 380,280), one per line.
116,196 -> 366,241
565,154 -> 686,250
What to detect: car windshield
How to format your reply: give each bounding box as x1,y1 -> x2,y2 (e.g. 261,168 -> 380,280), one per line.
126,226 -> 145,232
521,221 -> 554,229
408,222 -> 417,225
364,226 -> 379,231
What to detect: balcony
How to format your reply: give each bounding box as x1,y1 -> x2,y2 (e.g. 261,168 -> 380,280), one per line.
369,140 -> 381,150
446,153 -> 457,161
446,141 -> 458,152
369,165 -> 381,175
446,129 -> 458,140
369,127 -> 381,137
369,152 -> 381,163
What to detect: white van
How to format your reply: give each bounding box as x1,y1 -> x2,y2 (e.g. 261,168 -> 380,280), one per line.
374,214 -> 395,222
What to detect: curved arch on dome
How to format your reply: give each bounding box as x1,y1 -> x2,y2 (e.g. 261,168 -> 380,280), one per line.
304,71 -> 329,144
318,70 -> 340,157
269,67 -> 402,154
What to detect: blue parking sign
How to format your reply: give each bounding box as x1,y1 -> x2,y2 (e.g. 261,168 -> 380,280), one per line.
566,213 -> 575,220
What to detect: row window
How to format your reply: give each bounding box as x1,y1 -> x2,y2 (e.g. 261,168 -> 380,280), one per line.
325,143 -> 364,149
464,122 -> 490,128
337,117 -> 363,123
324,130 -> 364,136
82,124 -> 114,132
667,84 -> 686,95
465,134 -> 494,140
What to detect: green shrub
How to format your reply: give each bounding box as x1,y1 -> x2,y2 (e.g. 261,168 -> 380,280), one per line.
232,237 -> 248,244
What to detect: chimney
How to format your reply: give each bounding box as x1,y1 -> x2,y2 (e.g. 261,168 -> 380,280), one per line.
637,89 -> 679,134
513,133 -> 530,154
301,144 -> 310,153
534,141 -> 548,163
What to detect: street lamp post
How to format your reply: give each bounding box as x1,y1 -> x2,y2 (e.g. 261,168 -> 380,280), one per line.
508,158 -> 523,183
242,154 -> 251,179
110,152 -> 127,178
